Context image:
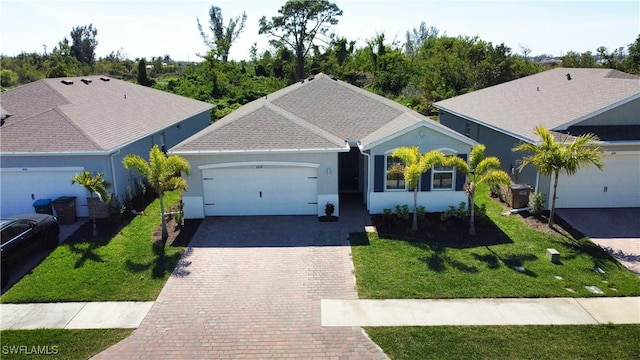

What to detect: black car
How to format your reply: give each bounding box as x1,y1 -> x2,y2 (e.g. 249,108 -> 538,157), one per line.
1,214 -> 60,288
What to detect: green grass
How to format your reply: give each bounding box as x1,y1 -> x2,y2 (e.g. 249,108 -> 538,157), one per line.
366,325 -> 640,360
352,184 -> 640,299
0,329 -> 132,360
1,191 -> 185,303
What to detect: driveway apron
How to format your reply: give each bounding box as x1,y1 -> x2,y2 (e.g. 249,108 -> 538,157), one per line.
556,208 -> 640,275
94,203 -> 387,359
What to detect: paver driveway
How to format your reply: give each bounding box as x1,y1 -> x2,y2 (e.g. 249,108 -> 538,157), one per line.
94,203 -> 387,359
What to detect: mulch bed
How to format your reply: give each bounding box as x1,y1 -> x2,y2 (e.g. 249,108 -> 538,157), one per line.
371,196 -> 581,248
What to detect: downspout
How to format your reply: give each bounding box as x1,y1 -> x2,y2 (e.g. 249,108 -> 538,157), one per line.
358,142 -> 371,210
110,148 -> 121,199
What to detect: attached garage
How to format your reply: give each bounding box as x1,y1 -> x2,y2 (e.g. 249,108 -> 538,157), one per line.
202,163 -> 319,216
555,153 -> 640,208
0,167 -> 88,217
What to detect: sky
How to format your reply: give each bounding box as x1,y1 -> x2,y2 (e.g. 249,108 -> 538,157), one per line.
1,0 -> 638,62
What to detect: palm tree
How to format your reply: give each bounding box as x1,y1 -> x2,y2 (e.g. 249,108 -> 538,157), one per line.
513,125 -> 603,227
391,146 -> 468,232
122,145 -> 190,247
71,171 -> 111,237
465,144 -> 512,235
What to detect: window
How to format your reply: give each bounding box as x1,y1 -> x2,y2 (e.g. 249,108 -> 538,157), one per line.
386,155 -> 405,190
432,163 -> 454,190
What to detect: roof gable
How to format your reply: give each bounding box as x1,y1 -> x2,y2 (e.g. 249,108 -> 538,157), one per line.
1,76 -> 213,153
433,68 -> 640,142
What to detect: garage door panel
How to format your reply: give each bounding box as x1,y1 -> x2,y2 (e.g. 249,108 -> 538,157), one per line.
555,154 -> 640,208
1,168 -> 88,217
203,166 -> 318,216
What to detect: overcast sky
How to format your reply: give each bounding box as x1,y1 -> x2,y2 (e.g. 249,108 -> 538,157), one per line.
1,0 -> 638,62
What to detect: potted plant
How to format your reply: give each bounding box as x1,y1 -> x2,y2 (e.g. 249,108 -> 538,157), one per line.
319,202 -> 338,222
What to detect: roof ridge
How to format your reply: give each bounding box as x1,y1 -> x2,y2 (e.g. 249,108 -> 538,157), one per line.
264,102 -> 346,147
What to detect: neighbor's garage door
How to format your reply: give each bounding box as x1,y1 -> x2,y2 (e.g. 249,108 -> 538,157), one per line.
203,166 -> 318,216
0,167 -> 88,217
555,153 -> 640,208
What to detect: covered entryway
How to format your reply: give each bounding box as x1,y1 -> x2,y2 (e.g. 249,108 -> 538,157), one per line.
202,163 -> 318,216
338,147 -> 362,193
555,153 -> 640,208
0,167 -> 87,217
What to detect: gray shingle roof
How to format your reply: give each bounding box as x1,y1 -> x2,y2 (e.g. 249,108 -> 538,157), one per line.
433,68 -> 640,142
0,76 -> 213,153
172,73 -> 470,153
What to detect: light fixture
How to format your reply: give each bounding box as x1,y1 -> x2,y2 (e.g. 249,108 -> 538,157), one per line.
326,167 -> 331,176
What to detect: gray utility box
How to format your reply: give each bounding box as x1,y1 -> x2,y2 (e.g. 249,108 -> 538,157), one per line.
510,184 -> 532,209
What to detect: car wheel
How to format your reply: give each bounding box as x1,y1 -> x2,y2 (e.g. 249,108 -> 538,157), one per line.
1,263 -> 9,288
44,228 -> 59,249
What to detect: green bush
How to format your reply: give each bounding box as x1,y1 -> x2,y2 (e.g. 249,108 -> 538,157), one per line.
394,204 -> 410,220
531,192 -> 545,214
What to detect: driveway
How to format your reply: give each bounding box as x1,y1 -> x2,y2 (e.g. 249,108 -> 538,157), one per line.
556,208 -> 640,274
94,203 -> 387,359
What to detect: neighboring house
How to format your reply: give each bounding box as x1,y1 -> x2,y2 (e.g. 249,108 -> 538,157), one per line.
170,73 -> 475,218
0,76 -> 213,217
434,67 -> 640,209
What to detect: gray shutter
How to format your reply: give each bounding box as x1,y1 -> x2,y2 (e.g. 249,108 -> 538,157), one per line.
374,155 -> 385,192
420,169 -> 431,191
455,154 -> 467,191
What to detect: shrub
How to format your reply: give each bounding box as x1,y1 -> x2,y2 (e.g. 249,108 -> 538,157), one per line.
440,202 -> 468,222
531,192 -> 545,214
394,204 -> 410,221
415,206 -> 426,219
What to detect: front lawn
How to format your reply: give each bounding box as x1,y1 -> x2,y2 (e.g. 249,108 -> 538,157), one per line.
366,325 -> 640,360
351,185 -> 640,299
1,191 -> 188,303
0,329 -> 132,360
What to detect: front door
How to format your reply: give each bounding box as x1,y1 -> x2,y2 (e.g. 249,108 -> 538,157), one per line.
339,147 -> 360,192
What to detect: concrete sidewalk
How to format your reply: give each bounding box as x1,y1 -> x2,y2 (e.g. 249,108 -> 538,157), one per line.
2,297 -> 639,330
322,297 -> 640,326
1,302 -> 153,330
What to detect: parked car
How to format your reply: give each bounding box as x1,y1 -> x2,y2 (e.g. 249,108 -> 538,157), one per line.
1,214 -> 59,288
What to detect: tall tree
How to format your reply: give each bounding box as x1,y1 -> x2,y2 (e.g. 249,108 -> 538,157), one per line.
464,145 -> 511,236
391,147 -> 468,232
197,5 -> 247,63
137,58 -> 153,87
404,22 -> 439,56
259,0 -> 342,81
71,171 -> 111,237
123,145 -> 191,247
70,24 -> 98,66
513,126 -> 603,227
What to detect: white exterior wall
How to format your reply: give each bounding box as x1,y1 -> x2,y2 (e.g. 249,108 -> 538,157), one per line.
366,125 -> 473,214
180,151 -> 340,218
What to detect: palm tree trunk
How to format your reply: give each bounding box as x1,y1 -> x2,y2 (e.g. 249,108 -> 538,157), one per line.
159,192 -> 168,247
468,190 -> 476,236
88,196 -> 97,237
549,171 -> 559,228
412,186 -> 418,232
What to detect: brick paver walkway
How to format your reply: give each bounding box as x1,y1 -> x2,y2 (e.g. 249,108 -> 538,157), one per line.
94,201 -> 387,359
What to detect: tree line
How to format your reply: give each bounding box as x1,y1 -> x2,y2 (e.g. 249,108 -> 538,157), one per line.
2,1 -> 639,120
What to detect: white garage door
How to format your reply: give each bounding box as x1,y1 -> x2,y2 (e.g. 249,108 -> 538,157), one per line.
0,167 -> 89,217
555,153 -> 640,208
203,166 -> 318,216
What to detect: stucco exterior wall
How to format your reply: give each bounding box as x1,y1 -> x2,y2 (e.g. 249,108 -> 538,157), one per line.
366,126 -> 472,214
179,151 -> 340,218
439,111 -> 538,188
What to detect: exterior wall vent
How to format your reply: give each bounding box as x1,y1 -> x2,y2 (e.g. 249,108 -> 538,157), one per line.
61,80 -> 74,85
